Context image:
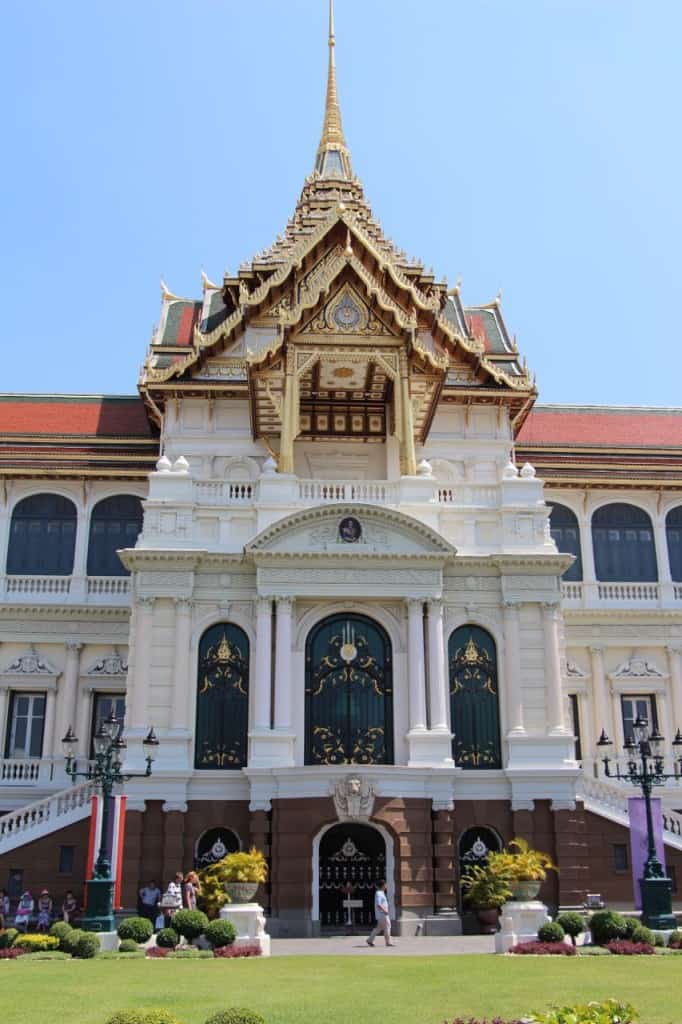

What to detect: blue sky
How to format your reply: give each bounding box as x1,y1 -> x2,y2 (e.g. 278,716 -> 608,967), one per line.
2,1 -> 680,406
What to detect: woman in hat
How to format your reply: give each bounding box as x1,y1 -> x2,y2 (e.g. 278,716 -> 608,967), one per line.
14,891 -> 33,932
36,889 -> 52,932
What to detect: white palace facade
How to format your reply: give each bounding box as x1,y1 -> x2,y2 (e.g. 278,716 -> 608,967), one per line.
1,11 -> 681,935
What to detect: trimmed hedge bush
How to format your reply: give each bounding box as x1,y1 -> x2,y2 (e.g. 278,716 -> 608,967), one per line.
48,921 -> 73,942
654,933 -> 665,947
104,1013 -> 182,1024
555,911 -> 584,944
156,927 -> 179,949
62,928 -> 86,956
12,933 -> 59,952
669,929 -> 682,948
0,928 -> 18,949
98,951 -> 146,960
630,924 -> 656,945
204,919 -> 237,949
74,932 -> 100,959
622,917 -> 640,939
21,950 -> 71,960
537,921 -> 565,943
118,938 -> 140,953
589,910 -> 629,946
167,949 -> 214,959
204,1011 -> 266,1024
171,909 -> 209,941
117,916 -> 153,943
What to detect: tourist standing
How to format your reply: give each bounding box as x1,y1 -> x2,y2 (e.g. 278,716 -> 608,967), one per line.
0,889 -> 9,929
139,879 -> 161,922
182,871 -> 201,911
366,880 -> 395,947
62,890 -> 78,924
36,889 -> 52,931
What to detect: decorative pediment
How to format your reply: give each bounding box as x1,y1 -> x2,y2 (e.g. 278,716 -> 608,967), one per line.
85,647 -> 128,677
612,656 -> 665,679
246,504 -> 456,560
299,280 -> 394,338
3,646 -> 59,678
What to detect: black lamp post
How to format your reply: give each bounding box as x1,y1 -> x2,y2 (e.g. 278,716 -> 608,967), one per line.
62,715 -> 159,933
597,718 -> 682,929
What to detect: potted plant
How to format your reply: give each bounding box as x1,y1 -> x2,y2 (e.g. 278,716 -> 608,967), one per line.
200,848 -> 268,908
460,861 -> 513,933
490,837 -> 557,901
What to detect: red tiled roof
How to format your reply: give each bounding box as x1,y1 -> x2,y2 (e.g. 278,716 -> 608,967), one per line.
518,406 -> 682,448
0,396 -> 154,438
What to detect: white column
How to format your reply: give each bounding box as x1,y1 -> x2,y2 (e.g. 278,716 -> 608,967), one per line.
426,599 -> 448,730
503,601 -> 525,734
131,598 -> 154,726
0,685 -> 8,754
667,645 -> 682,736
274,597 -> 293,730
43,689 -> 57,758
58,641 -> 82,743
253,597 -> 273,731
171,599 -> 192,730
589,645 -> 612,746
543,602 -> 568,734
75,688 -> 92,758
406,599 -> 427,731
653,516 -> 672,584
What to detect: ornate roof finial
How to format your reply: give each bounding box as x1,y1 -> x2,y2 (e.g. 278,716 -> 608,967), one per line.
315,0 -> 352,179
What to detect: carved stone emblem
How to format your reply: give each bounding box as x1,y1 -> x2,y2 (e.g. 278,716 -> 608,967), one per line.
613,656 -> 664,678
5,646 -> 57,676
87,647 -> 128,676
332,776 -> 375,821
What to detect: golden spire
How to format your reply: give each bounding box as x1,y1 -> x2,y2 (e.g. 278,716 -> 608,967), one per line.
315,0 -> 352,178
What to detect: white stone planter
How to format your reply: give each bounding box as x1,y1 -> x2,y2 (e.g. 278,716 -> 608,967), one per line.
494,900 -> 550,953
219,901 -> 271,957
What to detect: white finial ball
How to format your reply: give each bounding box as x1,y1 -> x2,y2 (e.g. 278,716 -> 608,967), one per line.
417,458 -> 433,478
520,462 -> 536,479
261,455 -> 278,476
172,455 -> 190,474
156,455 -> 172,473
502,460 -> 518,480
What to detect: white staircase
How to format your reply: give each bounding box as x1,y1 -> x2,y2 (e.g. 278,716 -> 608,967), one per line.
579,774 -> 682,852
0,779 -> 97,854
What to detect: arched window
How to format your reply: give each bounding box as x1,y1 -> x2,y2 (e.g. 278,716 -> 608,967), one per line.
548,503 -> 583,581
592,503 -> 657,582
195,623 -> 249,770
449,626 -> 501,769
305,613 -> 393,765
87,495 -> 143,577
7,494 -> 77,575
667,506 -> 682,582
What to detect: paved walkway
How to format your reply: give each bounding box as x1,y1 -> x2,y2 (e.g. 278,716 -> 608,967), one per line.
271,934 -> 495,956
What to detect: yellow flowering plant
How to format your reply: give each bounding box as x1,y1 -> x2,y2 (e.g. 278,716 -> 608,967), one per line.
198,848 -> 268,917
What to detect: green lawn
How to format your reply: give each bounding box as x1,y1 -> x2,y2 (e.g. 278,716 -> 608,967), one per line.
2,955 -> 681,1024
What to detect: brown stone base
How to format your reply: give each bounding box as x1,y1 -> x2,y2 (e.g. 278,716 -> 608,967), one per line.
2,796 -> 681,934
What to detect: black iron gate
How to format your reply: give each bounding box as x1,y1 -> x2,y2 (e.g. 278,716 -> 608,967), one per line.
319,824 -> 385,929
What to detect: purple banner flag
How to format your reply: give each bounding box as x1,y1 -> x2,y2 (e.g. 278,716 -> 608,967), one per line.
628,797 -> 666,908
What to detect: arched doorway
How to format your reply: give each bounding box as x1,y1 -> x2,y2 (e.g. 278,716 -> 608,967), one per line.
194,623 -> 250,770
448,626 -> 501,769
458,826 -> 503,910
317,823 -> 387,929
305,613 -> 393,765
194,827 -> 241,870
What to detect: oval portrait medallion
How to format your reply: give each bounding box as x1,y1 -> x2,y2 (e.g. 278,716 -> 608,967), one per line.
339,516 -> 362,543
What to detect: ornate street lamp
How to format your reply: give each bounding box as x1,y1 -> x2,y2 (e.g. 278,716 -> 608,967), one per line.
597,719 -> 682,929
62,720 -> 159,933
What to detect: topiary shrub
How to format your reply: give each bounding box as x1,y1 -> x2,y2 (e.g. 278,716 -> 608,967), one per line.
630,924 -> 656,946
204,919 -> 237,949
622,917 -> 640,939
589,909 -> 629,946
118,938 -> 140,953
48,921 -> 73,942
0,928 -> 18,949
74,932 -> 100,959
556,911 -> 585,945
167,948 -> 214,959
117,916 -> 153,944
104,1013 -> 182,1024
170,909 -> 209,941
12,933 -> 60,952
537,921 -> 565,943
204,1011 -> 266,1024
61,928 -> 86,956
668,929 -> 682,948
155,927 -> 179,949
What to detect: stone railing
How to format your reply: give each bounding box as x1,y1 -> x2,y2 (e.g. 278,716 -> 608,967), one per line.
87,577 -> 130,597
0,779 -> 97,854
297,480 -> 399,504
0,759 -> 54,785
597,582 -> 659,602
579,774 -> 682,849
0,575 -> 131,605
195,480 -> 255,506
438,485 -> 499,507
5,575 -> 71,596
562,581 -> 682,610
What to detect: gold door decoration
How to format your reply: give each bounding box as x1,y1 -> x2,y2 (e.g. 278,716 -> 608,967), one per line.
449,626 -> 501,769
305,614 -> 393,765
195,623 -> 249,770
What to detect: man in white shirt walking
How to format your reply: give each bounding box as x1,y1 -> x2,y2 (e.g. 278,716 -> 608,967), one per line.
366,880 -> 395,947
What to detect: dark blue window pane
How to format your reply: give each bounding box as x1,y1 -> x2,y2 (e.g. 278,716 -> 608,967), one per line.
87,495 -> 143,577
666,506 -> 682,582
592,503 -> 658,582
7,494 -> 77,575
548,503 -> 583,581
